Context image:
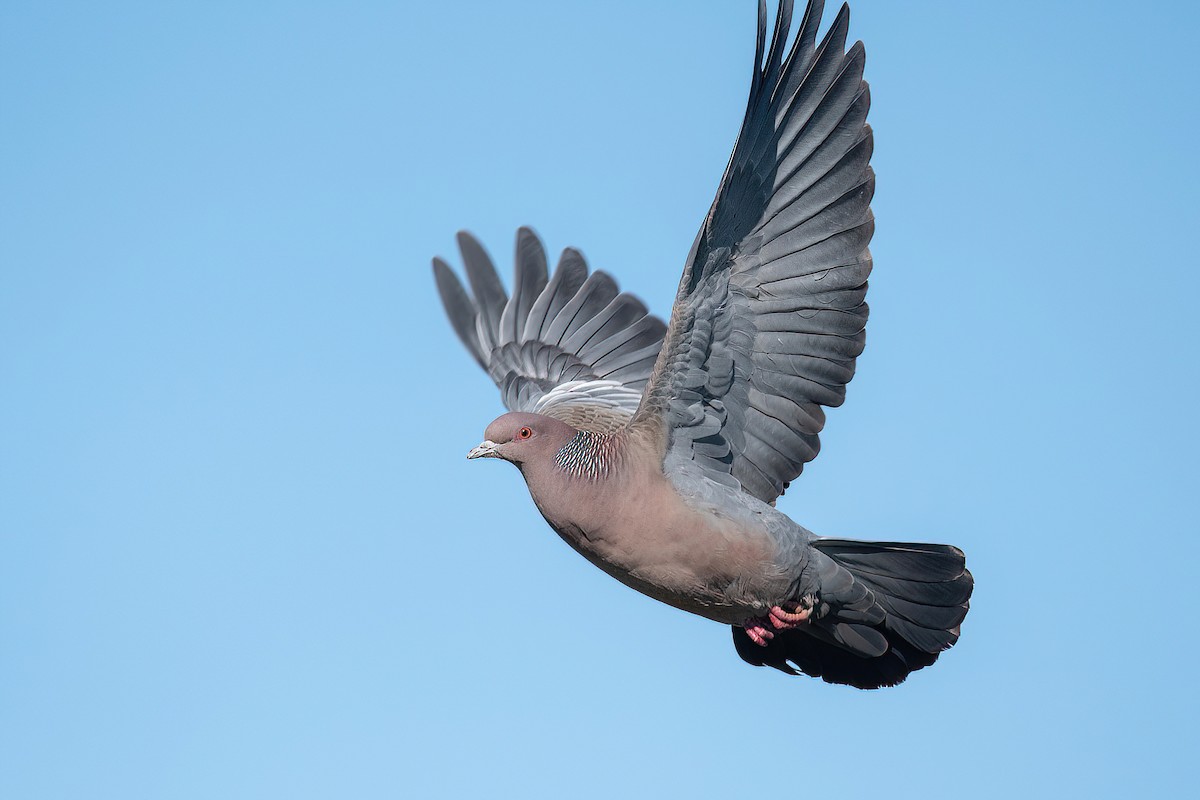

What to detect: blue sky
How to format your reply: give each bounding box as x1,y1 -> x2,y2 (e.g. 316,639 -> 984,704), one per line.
3,1 -> 1198,797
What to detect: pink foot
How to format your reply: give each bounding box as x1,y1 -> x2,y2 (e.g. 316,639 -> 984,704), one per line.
742,597 -> 816,647
744,621 -> 775,646
768,603 -> 812,628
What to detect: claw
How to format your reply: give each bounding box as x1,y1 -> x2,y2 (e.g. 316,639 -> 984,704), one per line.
744,623 -> 775,646
744,597 -> 816,647
768,603 -> 811,629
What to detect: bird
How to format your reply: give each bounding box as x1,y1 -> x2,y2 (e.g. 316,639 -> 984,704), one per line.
432,0 -> 972,689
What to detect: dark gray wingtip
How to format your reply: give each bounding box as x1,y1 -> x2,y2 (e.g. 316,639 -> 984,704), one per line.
455,231 -> 508,353
751,1 -> 769,93
764,1 -> 793,85
823,2 -> 851,54
779,0 -> 825,88
433,256 -> 487,369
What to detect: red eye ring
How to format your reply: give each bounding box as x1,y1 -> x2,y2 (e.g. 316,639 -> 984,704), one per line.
517,426 -> 533,440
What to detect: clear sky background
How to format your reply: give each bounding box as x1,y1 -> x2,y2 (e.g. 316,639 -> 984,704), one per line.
3,1 -> 1198,797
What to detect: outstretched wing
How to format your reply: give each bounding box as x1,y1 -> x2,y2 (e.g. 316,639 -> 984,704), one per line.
634,0 -> 874,503
434,228 -> 667,433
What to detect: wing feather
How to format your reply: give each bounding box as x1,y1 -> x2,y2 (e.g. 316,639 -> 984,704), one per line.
543,272 -> 619,347
633,0 -> 874,504
523,248 -> 588,343
456,231 -> 508,354
434,229 -> 667,433
498,228 -> 549,346
432,257 -> 486,368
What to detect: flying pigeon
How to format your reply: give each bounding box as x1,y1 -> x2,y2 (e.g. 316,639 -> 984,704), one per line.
432,0 -> 972,689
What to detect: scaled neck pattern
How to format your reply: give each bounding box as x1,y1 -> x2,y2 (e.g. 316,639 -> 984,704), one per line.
554,430 -> 622,481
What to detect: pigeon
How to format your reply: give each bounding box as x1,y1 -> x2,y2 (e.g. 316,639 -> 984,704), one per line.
432,0 -> 972,689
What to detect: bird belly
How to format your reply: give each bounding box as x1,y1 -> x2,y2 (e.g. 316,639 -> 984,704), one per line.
541,493 -> 787,626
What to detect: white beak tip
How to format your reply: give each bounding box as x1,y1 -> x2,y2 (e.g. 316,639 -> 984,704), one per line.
466,440 -> 500,460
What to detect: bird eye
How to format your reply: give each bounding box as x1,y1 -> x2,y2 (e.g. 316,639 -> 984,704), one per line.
517,426 -> 533,440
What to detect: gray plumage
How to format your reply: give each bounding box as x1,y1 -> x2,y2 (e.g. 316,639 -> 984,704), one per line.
433,0 -> 971,689
434,228 -> 665,431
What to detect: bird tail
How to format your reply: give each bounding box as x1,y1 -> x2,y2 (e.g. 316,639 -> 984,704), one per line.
733,539 -> 973,689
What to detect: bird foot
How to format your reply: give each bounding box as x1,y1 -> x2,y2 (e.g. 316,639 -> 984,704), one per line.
742,596 -> 816,647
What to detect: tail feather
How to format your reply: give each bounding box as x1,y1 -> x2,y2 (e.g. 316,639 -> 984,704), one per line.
733,538 -> 973,689
817,540 -> 969,581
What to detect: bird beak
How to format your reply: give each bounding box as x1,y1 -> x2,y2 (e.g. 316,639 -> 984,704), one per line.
466,440 -> 501,460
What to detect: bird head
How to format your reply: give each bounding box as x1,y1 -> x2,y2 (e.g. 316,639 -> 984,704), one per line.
467,411 -> 576,467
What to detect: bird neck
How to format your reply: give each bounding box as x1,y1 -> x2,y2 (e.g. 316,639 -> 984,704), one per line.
553,429 -> 623,481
